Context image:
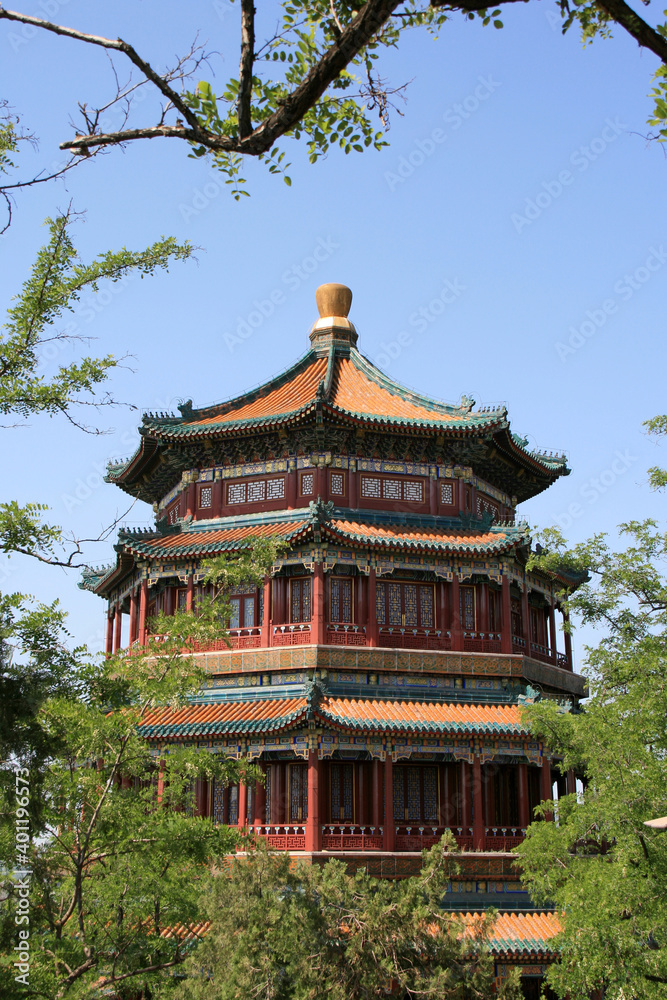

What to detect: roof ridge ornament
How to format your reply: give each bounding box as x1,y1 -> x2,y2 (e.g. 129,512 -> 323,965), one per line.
309,282 -> 358,355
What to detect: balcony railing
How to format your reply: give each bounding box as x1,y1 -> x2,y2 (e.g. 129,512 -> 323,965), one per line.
484,827 -> 526,851
251,825 -> 306,849
321,825 -> 384,850
395,826 -> 475,851
378,628 -> 451,650
463,631 -> 502,653
272,624 -> 311,645
327,624 -> 367,646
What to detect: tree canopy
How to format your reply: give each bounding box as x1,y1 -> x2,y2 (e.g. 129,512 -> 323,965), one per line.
1,0 -> 667,209
517,478 -> 667,999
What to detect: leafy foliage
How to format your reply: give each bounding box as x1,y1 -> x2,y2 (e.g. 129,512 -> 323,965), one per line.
0,207 -> 194,429
175,839 -> 523,1000
518,513 -> 667,999
0,541 -> 278,1000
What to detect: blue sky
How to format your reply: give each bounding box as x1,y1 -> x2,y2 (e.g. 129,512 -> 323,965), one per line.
1,0 -> 665,662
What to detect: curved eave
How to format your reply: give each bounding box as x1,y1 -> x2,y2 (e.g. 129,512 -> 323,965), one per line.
497,429 -> 569,480
321,522 -> 526,557
315,712 -> 529,737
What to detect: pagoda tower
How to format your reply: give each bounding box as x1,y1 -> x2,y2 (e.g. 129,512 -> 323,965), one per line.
82,283 -> 585,994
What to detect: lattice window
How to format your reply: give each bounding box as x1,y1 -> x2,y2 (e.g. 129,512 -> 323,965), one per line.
361,476 -> 381,498
420,586 -> 434,628
199,485 -> 213,509
383,479 -> 401,500
168,502 -> 180,524
248,481 -> 266,503
441,482 -> 454,505
230,598 -> 241,629
330,763 -> 354,821
393,768 -> 405,821
289,763 -> 308,822
290,579 -> 312,623
212,779 -> 225,824
477,494 -> 499,520
404,584 -> 418,627
243,597 -> 255,628
177,589 -> 188,610
330,473 -> 344,496
264,766 -> 271,824
423,767 -> 438,823
388,583 -> 402,626
403,480 -> 423,503
301,472 -> 314,496
228,483 -> 246,504
258,587 -> 264,626
228,785 -> 238,825
460,586 -> 476,631
376,583 -> 386,625
266,478 -> 285,500
330,578 -> 353,623
407,767 -> 421,821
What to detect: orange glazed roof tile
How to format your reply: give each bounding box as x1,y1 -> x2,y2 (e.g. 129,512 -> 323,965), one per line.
486,911 -> 562,955
189,355 -> 328,425
316,699 -> 527,735
324,519 -> 518,554
119,518 -> 308,559
139,697 -> 308,737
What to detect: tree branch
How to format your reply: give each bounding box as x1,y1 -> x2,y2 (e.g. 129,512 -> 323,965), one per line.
238,0 -> 256,139
0,9 -> 203,131
594,0 -> 667,63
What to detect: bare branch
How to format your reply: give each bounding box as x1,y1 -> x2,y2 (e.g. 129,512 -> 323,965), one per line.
0,8 -> 203,132
238,0 -> 256,139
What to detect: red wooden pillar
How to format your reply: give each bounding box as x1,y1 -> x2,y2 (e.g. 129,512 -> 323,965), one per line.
129,589 -> 138,647
186,573 -> 194,612
349,464 -> 358,508
429,475 -> 438,515
186,482 -> 196,516
261,575 -> 271,647
305,749 -> 321,851
254,765 -> 266,827
113,605 -> 122,653
313,562 -> 325,644
478,582 -> 489,634
472,753 -> 485,849
438,581 -> 447,639
518,762 -> 530,828
549,603 -> 558,659
105,612 -> 114,655
212,478 -> 223,516
484,764 -> 495,827
501,575 -> 512,654
156,759 -> 166,807
316,465 -> 326,499
367,568 -> 379,647
563,609 -> 573,669
521,585 -> 530,645
287,466 -> 297,509
237,779 -> 248,830
138,579 -> 148,645
450,574 -> 463,651
541,755 -> 553,821
460,761 -> 471,831
383,753 -> 395,851
371,758 -> 382,829
566,768 -> 577,795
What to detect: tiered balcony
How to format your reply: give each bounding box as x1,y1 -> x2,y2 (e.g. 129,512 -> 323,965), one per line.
248,825 -> 526,853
